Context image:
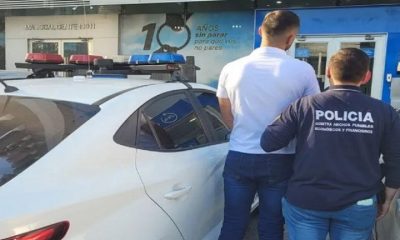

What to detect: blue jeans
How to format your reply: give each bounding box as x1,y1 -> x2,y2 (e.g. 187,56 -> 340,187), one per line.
282,197 -> 377,240
219,151 -> 293,240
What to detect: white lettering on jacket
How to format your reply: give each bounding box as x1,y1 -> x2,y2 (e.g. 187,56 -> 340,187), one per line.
315,110 -> 374,123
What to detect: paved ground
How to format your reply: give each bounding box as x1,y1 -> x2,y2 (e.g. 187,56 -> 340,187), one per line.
244,210 -> 288,240
244,210 -> 259,240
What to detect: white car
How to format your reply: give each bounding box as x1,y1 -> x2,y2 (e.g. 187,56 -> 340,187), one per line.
0,74 -> 231,239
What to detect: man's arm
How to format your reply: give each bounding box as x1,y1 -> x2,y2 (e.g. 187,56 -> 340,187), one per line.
303,64 -> 321,96
377,187 -> 398,220
218,97 -> 233,130
260,102 -> 299,152
379,108 -> 400,220
216,65 -> 233,129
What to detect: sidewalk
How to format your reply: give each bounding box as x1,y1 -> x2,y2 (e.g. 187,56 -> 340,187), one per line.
244,210 -> 288,240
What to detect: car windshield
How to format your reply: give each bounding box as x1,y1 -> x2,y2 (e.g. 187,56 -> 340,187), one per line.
0,96 -> 99,187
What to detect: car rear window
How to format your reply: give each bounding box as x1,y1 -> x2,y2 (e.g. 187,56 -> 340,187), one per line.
0,96 -> 99,187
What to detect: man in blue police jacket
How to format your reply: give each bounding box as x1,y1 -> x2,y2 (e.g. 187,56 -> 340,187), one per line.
260,48 -> 400,240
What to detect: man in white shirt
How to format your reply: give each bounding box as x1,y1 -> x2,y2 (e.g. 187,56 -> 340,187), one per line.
217,10 -> 320,240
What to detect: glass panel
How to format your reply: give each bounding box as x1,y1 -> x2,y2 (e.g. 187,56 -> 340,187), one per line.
295,42 -> 328,91
63,42 -> 88,60
137,93 -> 208,150
31,41 -> 59,54
391,78 -> 400,110
113,111 -> 138,148
138,113 -> 165,149
194,91 -> 229,143
0,17 -> 4,69
0,96 -> 100,187
341,42 -> 375,96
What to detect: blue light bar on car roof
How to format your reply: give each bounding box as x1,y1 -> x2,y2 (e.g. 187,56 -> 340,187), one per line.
128,54 -> 149,65
148,53 -> 186,64
128,53 -> 186,65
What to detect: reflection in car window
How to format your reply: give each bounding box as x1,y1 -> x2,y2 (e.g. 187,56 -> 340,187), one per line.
137,93 -> 208,150
137,113 -> 160,149
0,96 -> 99,187
194,91 -> 230,142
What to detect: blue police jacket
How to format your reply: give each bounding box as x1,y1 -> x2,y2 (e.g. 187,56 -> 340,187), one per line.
260,85 -> 400,211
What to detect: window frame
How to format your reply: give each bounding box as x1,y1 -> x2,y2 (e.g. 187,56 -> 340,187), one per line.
0,96 -> 100,187
187,89 -> 230,145
114,89 -> 221,152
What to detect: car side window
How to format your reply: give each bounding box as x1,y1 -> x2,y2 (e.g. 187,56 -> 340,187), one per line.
137,92 -> 209,150
193,91 -> 230,143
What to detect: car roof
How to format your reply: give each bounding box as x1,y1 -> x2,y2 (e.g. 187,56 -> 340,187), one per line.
0,76 -> 166,105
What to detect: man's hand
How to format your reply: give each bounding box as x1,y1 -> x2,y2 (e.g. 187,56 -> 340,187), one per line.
376,187 -> 398,220
377,201 -> 391,220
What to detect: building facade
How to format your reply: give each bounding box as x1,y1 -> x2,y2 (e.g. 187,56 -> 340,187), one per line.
1,0 -> 400,106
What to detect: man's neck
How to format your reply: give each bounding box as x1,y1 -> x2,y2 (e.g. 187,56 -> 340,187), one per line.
330,80 -> 361,87
260,40 -> 286,50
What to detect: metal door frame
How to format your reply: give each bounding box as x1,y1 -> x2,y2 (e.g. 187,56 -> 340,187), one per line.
288,34 -> 387,99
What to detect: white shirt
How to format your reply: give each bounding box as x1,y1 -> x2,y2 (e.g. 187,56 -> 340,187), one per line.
217,47 -> 320,154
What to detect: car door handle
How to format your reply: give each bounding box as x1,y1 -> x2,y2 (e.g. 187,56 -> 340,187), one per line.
164,186 -> 192,200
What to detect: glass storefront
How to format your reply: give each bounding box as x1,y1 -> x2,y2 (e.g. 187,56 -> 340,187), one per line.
288,35 -> 386,99
29,39 -> 90,61
294,42 -> 328,90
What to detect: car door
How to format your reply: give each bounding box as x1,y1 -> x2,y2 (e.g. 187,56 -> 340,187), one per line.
134,89 -> 229,240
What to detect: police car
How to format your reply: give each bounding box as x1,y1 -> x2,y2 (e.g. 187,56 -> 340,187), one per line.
0,53 -> 230,239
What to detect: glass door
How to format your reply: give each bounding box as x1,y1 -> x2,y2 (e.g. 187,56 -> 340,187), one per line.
29,39 -> 93,62
288,35 -> 387,100
30,40 -> 59,54
63,39 -> 91,61
294,42 -> 328,90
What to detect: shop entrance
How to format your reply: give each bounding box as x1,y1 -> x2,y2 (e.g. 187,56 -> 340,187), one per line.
28,39 -> 93,62
287,35 -> 387,99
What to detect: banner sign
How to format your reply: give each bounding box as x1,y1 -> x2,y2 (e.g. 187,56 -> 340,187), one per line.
120,11 -> 253,87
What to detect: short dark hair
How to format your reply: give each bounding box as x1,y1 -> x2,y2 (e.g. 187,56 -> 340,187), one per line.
261,10 -> 300,37
329,48 -> 370,83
